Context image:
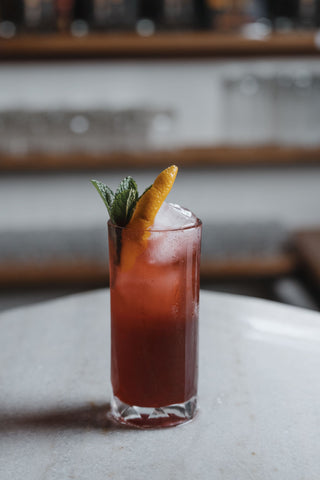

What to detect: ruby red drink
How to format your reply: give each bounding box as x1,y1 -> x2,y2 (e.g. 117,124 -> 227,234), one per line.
108,203 -> 202,428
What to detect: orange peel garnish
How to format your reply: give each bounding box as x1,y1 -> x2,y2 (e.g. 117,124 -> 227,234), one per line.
121,165 -> 178,270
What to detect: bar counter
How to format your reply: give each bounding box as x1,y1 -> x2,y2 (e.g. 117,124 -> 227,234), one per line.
1,289 -> 319,479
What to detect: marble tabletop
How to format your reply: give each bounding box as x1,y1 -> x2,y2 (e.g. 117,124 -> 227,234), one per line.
1,289 -> 320,480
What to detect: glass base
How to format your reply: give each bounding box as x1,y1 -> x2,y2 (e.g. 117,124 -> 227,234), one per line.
110,395 -> 198,429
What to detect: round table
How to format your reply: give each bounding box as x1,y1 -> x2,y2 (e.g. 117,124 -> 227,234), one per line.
1,290 -> 320,479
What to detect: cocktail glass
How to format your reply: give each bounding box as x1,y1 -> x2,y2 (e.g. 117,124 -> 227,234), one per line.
108,204 -> 202,428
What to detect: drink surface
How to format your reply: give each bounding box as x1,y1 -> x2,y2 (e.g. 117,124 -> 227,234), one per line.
108,203 -> 202,408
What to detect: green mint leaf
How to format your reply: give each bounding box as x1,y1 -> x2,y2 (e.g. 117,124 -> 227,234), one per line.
115,176 -> 138,197
111,187 -> 138,227
91,176 -> 140,227
127,188 -> 139,223
91,180 -> 114,218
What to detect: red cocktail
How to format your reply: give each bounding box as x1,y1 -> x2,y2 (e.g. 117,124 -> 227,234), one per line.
108,202 -> 202,428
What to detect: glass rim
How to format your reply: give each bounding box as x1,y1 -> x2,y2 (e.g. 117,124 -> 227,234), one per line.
108,217 -> 202,233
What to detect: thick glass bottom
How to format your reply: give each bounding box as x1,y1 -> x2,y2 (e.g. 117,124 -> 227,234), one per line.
110,394 -> 198,429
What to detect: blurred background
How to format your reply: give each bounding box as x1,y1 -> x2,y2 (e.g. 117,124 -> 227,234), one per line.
1,0 -> 320,312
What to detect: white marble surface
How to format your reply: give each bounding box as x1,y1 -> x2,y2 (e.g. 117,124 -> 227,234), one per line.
1,290 -> 320,479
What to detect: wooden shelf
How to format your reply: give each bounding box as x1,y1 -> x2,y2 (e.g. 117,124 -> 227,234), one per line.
201,254 -> 296,280
0,253 -> 296,287
0,31 -> 319,60
0,260 -> 108,288
1,145 -> 320,171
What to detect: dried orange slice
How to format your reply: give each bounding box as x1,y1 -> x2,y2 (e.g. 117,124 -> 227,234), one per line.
121,165 -> 178,270
129,165 -> 178,231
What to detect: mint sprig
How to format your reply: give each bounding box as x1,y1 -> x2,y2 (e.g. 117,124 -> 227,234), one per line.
91,176 -> 150,227
91,180 -> 114,219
